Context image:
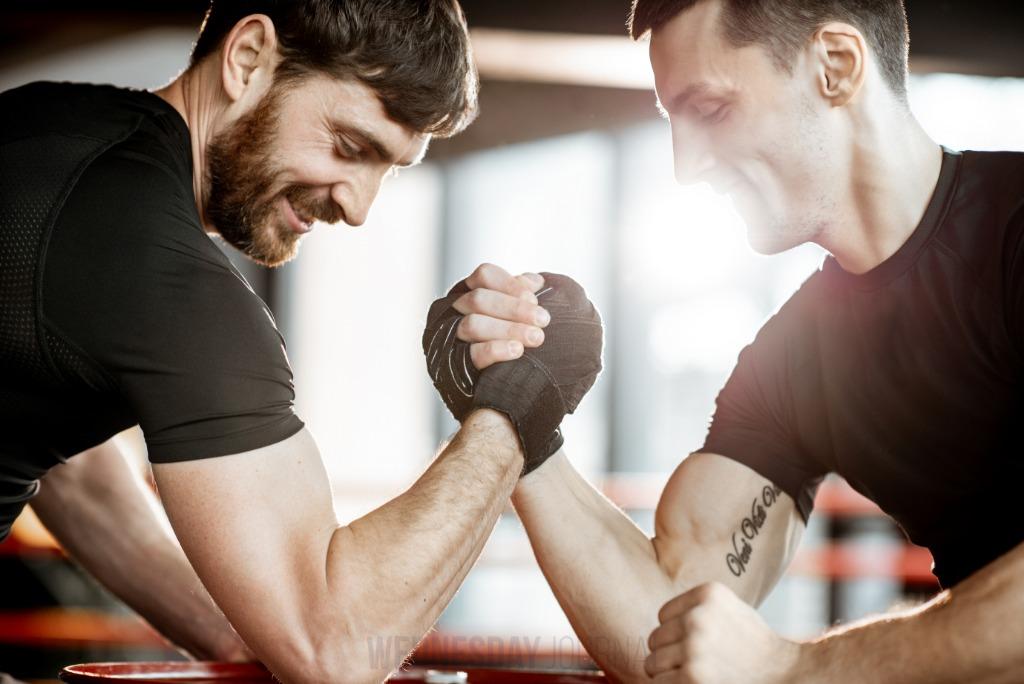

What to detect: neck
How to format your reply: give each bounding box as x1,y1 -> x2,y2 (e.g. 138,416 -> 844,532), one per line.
818,95 -> 943,275
153,64 -> 222,233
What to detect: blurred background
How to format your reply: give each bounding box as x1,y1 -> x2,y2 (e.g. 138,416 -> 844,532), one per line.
2,0 -> 1024,679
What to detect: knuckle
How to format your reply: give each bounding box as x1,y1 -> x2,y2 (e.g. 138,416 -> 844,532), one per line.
642,658 -> 657,679
460,313 -> 482,336
693,582 -> 716,603
683,608 -> 705,634
465,288 -> 487,309
516,323 -> 542,344
469,345 -> 491,370
515,299 -> 536,321
512,275 -> 534,294
477,262 -> 497,281
705,581 -> 728,602
451,292 -> 471,314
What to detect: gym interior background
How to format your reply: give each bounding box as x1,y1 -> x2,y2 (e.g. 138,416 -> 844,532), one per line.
1,0 -> 1023,678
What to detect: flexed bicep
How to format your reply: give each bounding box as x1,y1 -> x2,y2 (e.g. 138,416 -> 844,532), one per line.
652,452 -> 805,605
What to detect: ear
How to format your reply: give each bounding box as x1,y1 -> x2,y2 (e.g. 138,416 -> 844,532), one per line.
811,22 -> 866,107
219,14 -> 279,103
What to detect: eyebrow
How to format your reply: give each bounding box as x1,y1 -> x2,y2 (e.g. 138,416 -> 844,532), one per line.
333,122 -> 421,168
661,82 -> 714,114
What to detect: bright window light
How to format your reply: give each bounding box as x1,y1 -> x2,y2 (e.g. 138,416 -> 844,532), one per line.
910,73 -> 1024,152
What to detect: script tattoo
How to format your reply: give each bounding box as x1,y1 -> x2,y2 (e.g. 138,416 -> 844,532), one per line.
725,484 -> 783,578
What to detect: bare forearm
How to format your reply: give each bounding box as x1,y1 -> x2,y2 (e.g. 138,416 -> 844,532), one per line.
322,409 -> 523,674
33,439 -> 246,660
512,453 -> 677,682
796,541 -> 1024,684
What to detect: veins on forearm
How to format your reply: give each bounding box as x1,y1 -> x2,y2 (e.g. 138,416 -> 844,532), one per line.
725,484 -> 783,577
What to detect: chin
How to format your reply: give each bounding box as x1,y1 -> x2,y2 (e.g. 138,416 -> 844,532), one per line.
247,236 -> 303,268
219,220 -> 304,268
747,234 -> 791,256
743,219 -> 803,256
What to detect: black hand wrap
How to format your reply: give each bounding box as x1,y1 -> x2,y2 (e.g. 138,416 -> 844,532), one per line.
422,273 -> 603,474
423,279 -> 479,421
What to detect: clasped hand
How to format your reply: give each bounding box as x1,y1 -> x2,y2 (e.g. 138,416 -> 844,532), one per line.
422,263 -> 603,474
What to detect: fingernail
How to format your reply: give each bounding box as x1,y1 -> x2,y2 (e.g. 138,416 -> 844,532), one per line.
535,308 -> 550,327
508,341 -> 523,356
528,329 -> 544,345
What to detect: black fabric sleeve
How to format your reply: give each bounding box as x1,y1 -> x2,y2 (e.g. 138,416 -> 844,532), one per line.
41,143 -> 304,462
1004,202 -> 1024,355
700,304 -> 825,522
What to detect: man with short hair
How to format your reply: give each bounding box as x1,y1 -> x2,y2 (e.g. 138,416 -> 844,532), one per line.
0,2 -> 601,682
434,0 -> 1024,681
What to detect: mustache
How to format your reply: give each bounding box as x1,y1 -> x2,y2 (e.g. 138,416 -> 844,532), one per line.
283,186 -> 346,226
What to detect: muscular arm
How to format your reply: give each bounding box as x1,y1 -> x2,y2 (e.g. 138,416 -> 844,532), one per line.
793,540 -> 1024,684
153,409 -> 523,684
30,432 -> 248,661
511,450 -> 803,682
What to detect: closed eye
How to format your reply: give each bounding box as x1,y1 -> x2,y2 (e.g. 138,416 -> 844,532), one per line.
703,105 -> 729,124
335,137 -> 362,160
692,102 -> 729,125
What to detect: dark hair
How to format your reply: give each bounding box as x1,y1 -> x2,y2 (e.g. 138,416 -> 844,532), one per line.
628,0 -> 909,100
189,0 -> 478,137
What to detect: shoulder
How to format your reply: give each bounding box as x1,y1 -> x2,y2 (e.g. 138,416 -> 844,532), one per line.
940,150 -> 1024,289
43,132 -> 264,358
2,82 -> 188,154
958,149 -> 1024,196
47,130 -> 225,286
712,267 -> 826,422
740,267 -> 826,370
947,150 -> 1024,239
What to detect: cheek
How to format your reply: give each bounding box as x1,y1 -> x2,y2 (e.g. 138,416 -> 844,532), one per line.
282,147 -> 350,188
754,108 -> 824,182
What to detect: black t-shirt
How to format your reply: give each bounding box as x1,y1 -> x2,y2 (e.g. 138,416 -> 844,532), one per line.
703,148 -> 1024,588
0,82 -> 304,539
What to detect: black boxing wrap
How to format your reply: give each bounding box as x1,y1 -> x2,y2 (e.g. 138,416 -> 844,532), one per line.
423,279 -> 479,421
422,273 -> 603,474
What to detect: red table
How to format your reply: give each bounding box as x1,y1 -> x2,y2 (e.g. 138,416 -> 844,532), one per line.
59,662 -> 608,683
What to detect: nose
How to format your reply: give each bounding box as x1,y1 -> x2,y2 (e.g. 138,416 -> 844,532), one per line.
670,119 -> 714,186
330,169 -> 385,227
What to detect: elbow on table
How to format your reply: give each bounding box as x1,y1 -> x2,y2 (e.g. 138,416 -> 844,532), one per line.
263,530 -> 420,683
269,628 -> 404,684
273,594 -> 416,684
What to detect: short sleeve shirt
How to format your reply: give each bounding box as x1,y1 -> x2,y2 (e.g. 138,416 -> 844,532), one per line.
0,82 -> 304,537
703,149 -> 1024,587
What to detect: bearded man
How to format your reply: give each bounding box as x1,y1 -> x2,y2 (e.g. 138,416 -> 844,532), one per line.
0,2 -> 602,682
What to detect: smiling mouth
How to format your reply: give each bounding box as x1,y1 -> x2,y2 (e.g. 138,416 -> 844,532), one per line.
281,197 -> 314,234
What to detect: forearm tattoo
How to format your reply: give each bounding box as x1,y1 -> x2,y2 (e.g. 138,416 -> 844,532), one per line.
725,484 -> 783,578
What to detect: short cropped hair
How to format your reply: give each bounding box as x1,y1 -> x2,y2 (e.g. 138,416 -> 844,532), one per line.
628,0 -> 909,100
190,0 -> 478,138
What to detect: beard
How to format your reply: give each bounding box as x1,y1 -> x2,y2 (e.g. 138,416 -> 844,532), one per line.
203,84 -> 342,267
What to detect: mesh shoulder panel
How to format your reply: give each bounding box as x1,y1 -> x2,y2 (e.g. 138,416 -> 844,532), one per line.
0,134 -> 113,389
